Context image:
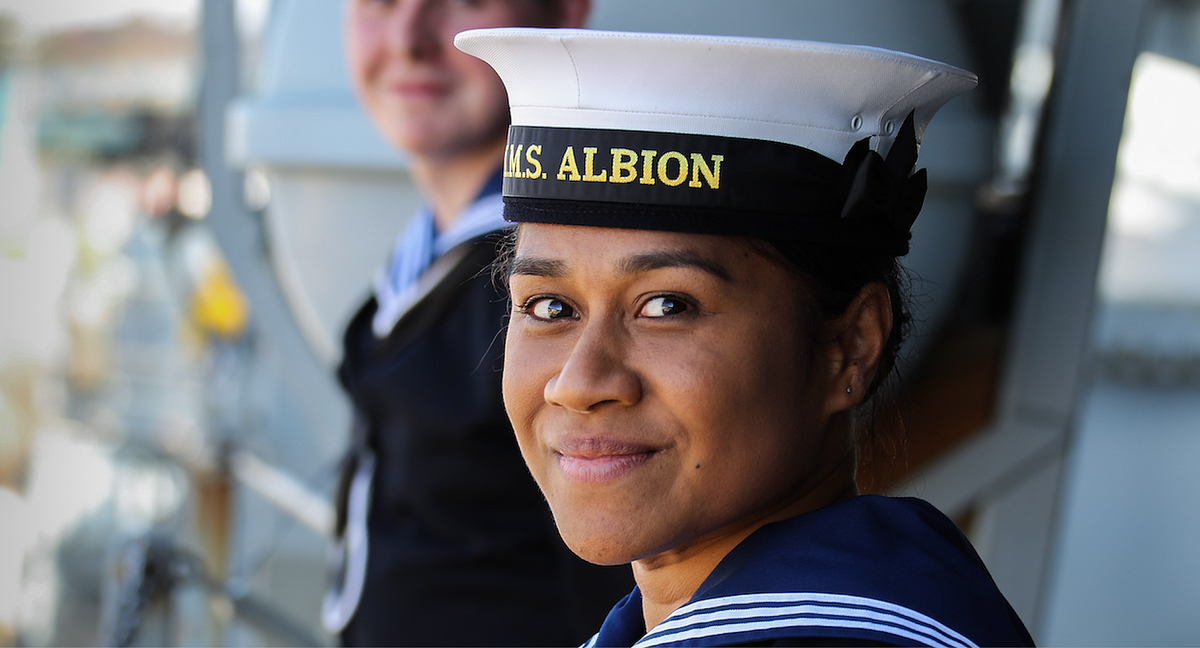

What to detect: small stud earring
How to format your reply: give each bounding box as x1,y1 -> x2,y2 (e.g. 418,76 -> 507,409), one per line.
846,386 -> 853,394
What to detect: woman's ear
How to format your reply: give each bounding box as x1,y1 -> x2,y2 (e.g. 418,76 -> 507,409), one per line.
822,282 -> 893,415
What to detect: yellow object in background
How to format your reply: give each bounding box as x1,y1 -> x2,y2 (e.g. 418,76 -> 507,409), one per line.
189,260 -> 249,340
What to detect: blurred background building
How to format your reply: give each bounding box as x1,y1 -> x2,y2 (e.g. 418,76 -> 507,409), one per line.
0,0 -> 1198,645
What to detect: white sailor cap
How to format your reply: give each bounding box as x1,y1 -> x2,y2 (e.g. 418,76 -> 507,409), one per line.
455,28 -> 977,253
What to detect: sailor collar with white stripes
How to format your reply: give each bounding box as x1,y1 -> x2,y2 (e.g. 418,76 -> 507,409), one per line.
629,591 -> 976,648
583,496 -> 1033,647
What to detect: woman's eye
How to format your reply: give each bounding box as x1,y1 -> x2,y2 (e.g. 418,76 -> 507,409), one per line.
526,297 -> 576,321
640,295 -> 689,318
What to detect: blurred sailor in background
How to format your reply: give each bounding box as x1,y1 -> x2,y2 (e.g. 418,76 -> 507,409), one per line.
322,2 -> 632,645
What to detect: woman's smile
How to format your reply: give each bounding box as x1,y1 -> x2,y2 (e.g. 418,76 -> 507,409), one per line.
553,436 -> 665,483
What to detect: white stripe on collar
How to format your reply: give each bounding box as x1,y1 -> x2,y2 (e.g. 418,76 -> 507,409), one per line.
635,592 -> 977,648
435,193 -> 506,257
372,193 -> 506,338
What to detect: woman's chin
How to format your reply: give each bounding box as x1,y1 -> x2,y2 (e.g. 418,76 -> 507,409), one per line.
563,536 -> 638,567
554,517 -> 645,567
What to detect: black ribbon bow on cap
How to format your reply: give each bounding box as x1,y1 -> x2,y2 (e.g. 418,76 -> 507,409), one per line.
838,111 -> 928,243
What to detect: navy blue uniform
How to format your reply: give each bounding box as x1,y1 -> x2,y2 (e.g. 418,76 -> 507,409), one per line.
586,496 -> 1033,647
333,232 -> 632,646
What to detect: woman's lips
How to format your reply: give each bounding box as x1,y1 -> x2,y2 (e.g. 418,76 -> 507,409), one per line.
553,438 -> 661,484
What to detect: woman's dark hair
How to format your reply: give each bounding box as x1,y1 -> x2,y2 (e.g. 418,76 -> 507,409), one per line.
751,236 -> 912,473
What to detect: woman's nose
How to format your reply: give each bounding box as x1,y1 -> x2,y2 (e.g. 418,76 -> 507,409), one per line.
544,323 -> 642,413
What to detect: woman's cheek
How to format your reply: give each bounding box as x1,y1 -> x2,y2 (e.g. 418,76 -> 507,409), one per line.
502,330 -> 545,430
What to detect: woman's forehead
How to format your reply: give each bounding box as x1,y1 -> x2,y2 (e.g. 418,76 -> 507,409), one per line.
509,224 -> 792,289
514,224 -> 741,267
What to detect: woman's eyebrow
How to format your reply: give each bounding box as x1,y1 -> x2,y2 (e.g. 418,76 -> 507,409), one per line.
619,250 -> 733,282
510,256 -> 567,278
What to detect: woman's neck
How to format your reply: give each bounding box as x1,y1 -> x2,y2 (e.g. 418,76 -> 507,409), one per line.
410,137 -> 506,232
632,528 -> 750,632
633,447 -> 859,631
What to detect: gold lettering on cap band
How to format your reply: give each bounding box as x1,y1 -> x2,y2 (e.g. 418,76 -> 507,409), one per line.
507,128 -> 724,190
690,153 -> 723,189
501,121 -> 930,256
504,143 -> 546,179
503,125 -> 846,216
640,150 -> 657,185
610,148 -> 638,184
518,143 -> 721,189
556,147 -> 580,181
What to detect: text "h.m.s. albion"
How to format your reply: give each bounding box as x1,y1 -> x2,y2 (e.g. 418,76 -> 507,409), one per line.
505,144 -> 725,190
